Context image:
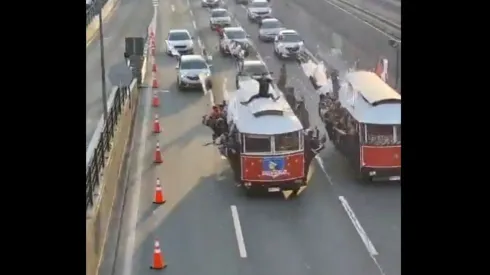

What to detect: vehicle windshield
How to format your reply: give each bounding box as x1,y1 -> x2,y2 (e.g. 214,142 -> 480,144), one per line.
275,131 -> 300,152
242,64 -> 268,76
244,134 -> 271,153
211,10 -> 227,17
168,32 -> 190,41
364,124 -> 400,146
281,33 -> 301,42
261,20 -> 281,29
226,30 -> 247,39
180,60 -> 207,70
251,2 -> 269,7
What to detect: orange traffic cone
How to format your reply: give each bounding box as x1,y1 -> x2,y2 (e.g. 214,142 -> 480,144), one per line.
150,240 -> 167,269
152,77 -> 159,89
153,114 -> 161,133
154,142 -> 163,164
151,91 -> 160,107
152,63 -> 158,73
153,178 -> 166,204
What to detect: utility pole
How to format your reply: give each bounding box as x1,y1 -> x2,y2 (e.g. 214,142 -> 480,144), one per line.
99,11 -> 108,121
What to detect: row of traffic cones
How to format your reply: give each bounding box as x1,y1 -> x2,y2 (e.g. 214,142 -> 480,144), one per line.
149,28 -> 167,270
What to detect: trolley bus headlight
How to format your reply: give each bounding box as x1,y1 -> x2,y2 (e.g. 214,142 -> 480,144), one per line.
369,171 -> 376,176
244,182 -> 252,187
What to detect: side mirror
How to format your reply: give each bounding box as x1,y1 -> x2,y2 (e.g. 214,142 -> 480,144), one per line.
246,34 -> 251,38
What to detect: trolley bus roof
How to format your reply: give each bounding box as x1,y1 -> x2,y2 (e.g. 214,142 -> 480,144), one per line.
339,71 -> 401,124
228,79 -> 303,135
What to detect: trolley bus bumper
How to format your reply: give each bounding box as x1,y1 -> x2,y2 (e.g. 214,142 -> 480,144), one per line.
243,178 -> 305,193
361,167 -> 401,181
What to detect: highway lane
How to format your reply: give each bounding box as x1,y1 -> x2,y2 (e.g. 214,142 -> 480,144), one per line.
100,1 -> 399,275
86,0 -> 153,145
226,1 -> 401,274
100,1 -> 243,274
266,0 -> 400,89
343,0 -> 401,24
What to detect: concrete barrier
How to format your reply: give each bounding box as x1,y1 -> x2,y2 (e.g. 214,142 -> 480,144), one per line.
85,81 -> 140,275
86,0 -> 119,45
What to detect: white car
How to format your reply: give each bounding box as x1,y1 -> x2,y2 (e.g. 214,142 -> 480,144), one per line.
273,29 -> 305,59
247,0 -> 272,23
219,27 -> 251,56
235,60 -> 271,88
258,18 -> 283,42
165,29 -> 194,56
209,8 -> 231,30
201,0 -> 220,8
176,55 -> 211,90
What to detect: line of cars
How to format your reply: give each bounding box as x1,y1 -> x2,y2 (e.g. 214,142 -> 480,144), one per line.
165,0 -> 306,91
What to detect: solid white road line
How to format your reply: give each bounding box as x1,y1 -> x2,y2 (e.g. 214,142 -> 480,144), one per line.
338,196 -> 378,256
171,4 -> 175,12
230,205 -> 248,258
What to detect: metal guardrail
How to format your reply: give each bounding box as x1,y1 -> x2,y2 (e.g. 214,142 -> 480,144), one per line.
85,26 -> 150,211
85,83 -> 133,211
86,0 -> 110,28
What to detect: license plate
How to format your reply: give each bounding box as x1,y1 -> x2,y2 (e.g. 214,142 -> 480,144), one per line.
389,176 -> 400,181
268,187 -> 280,192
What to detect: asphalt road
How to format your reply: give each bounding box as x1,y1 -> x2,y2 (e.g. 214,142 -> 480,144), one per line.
86,0 -> 153,145
344,0 -> 401,24
99,1 -> 400,275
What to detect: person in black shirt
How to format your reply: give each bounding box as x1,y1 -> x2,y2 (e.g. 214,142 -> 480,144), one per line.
240,75 -> 279,105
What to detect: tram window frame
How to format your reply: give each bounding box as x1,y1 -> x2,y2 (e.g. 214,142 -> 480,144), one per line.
274,131 -> 302,152
394,125 -> 401,144
360,124 -> 368,143
243,134 -> 272,153
364,124 -> 396,146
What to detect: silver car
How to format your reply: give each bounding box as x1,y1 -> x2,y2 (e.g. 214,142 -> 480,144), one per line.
209,8 -> 231,30
165,29 -> 194,56
201,0 -> 220,8
176,55 -> 211,90
247,0 -> 272,23
235,60 -> 271,88
258,18 -> 283,42
219,27 -> 251,56
273,29 -> 305,59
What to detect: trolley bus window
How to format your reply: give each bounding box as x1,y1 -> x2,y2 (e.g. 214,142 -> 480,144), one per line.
365,124 -> 396,146
243,134 -> 272,153
395,125 -> 401,144
275,131 -> 301,152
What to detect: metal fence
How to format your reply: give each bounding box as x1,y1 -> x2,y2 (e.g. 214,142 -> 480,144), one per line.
86,26 -> 150,211
85,83 -> 134,211
86,0 -> 110,28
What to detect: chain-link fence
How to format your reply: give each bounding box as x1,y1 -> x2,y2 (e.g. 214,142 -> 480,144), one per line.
86,0 -> 110,28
